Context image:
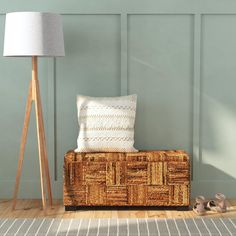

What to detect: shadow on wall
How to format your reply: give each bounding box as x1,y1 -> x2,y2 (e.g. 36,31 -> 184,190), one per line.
193,90 -> 236,197
199,163 -> 235,181
192,163 -> 236,198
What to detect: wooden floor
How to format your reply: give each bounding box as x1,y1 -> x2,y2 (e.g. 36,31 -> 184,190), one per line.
0,199 -> 236,218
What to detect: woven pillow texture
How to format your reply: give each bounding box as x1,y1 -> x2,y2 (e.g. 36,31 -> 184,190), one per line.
75,94 -> 138,152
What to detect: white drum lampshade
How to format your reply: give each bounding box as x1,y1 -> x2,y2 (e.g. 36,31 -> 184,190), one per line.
3,12 -> 65,57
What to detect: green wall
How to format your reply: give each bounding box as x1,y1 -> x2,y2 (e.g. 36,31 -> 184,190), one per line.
1,0 -> 236,198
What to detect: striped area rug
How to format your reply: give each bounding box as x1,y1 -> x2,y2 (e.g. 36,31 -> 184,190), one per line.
0,218 -> 236,235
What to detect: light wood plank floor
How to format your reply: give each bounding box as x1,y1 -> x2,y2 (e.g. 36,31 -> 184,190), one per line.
0,200 -> 236,218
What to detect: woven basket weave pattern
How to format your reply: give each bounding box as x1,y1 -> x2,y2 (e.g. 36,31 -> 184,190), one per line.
64,150 -> 190,206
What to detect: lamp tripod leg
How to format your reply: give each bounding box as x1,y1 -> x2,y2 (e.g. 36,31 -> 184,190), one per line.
12,56 -> 53,213
35,79 -> 53,207
34,77 -> 47,212
12,81 -> 33,210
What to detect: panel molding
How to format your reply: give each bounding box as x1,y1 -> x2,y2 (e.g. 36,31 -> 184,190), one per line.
198,13 -> 236,183
192,14 -> 202,182
51,14 -> 121,181
120,13 -> 128,95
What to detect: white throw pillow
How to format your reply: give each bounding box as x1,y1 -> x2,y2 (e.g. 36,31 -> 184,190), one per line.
75,95 -> 138,152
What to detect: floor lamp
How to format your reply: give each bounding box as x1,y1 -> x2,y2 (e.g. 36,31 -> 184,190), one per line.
3,12 -> 65,211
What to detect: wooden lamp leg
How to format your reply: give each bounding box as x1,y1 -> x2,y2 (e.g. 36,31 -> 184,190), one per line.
12,81 -> 33,210
32,56 -> 47,211
12,56 -> 53,211
36,79 -> 53,207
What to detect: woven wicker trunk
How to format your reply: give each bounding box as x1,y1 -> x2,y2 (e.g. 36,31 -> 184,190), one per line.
64,150 -> 190,208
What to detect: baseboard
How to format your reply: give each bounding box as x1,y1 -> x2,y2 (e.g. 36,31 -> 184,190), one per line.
0,180 -> 63,199
1,180 -> 236,198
